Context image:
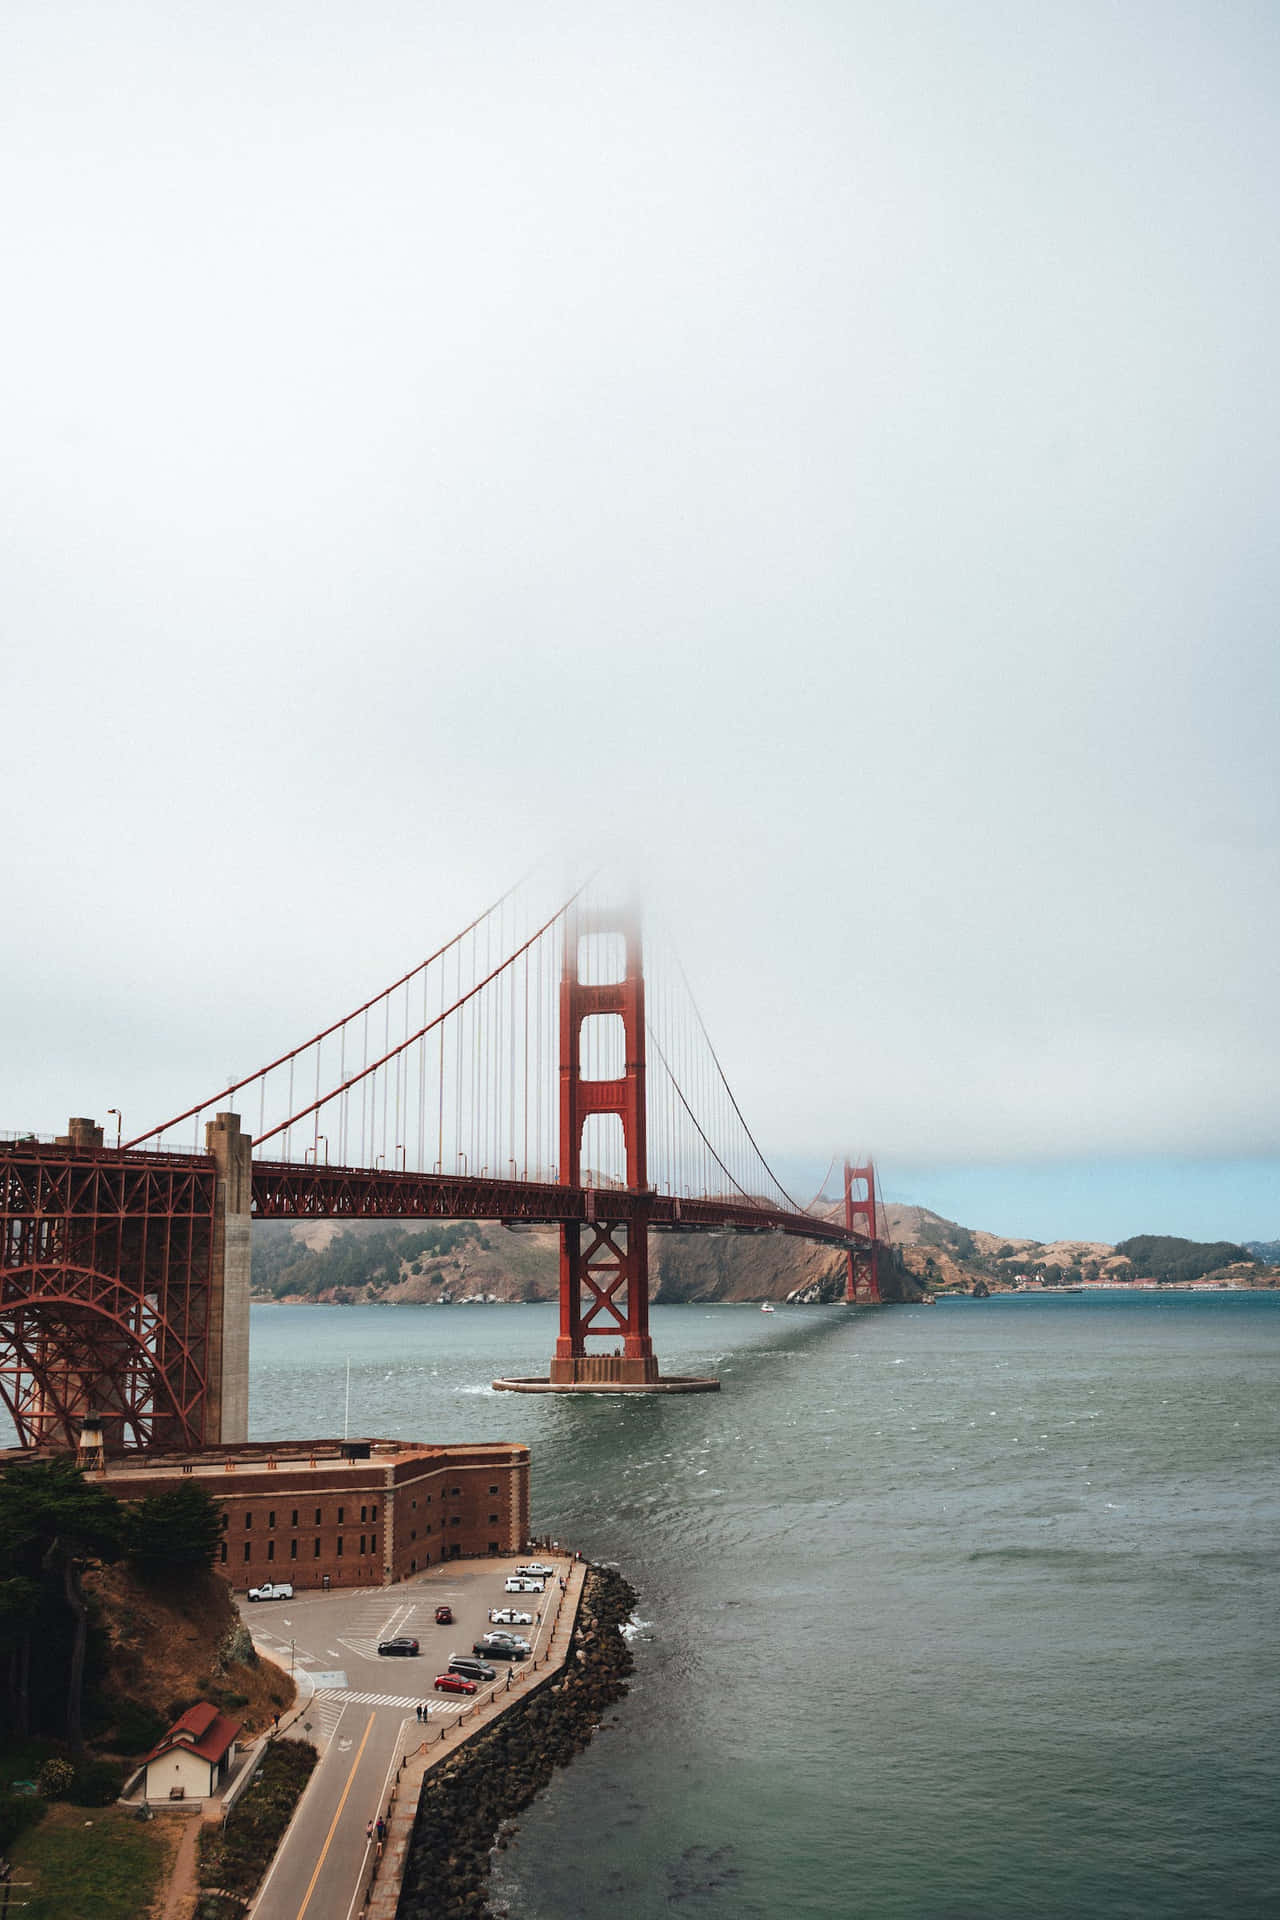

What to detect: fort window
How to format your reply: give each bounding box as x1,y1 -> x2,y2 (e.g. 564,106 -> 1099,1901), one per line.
313,1539 -> 321,1558
243,1543 -> 251,1562
337,1538 -> 343,1557
290,1540 -> 297,1559
291,1508 -> 298,1526
267,1541 -> 275,1561
489,1485 -> 498,1494
314,1508 -> 322,1525
371,1534 -> 376,1555
220,1542 -> 227,1564
337,1507 -> 344,1525
245,1513 -> 252,1528
359,1534 -> 366,1555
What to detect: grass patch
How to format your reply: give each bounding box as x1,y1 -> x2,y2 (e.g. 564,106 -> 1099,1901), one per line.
197,1739 -> 318,1912
8,1803 -> 177,1920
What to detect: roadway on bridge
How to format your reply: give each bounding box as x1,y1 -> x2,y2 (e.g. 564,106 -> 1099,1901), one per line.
243,1557 -> 567,1920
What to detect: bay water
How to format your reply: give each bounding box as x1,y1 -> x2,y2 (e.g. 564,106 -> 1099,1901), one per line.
253,1293 -> 1278,1917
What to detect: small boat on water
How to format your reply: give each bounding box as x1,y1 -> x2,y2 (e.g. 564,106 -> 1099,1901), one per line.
760,1303 -> 776,1313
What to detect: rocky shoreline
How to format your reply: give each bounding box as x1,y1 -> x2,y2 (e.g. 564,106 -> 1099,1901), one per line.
396,1563 -> 638,1919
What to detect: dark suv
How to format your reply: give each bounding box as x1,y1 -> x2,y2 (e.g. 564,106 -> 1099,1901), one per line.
448,1655 -> 497,1682
378,1636 -> 420,1657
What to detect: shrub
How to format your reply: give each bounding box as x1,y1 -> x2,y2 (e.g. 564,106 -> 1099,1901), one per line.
70,1756 -> 128,1805
37,1755 -> 77,1799
198,1742 -> 318,1901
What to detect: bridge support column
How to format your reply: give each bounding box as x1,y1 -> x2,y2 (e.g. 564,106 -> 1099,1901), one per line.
496,905 -> 718,1395
844,1160 -> 881,1304
206,1112 -> 252,1442
549,905 -> 659,1387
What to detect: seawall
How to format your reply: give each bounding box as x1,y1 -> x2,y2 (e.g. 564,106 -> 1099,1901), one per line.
396,1564 -> 638,1918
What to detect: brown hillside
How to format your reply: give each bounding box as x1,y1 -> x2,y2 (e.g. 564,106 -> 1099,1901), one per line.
85,1564 -> 294,1746
255,1216 -> 923,1304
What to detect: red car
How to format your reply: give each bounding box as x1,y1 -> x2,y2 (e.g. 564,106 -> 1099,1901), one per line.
434,1604 -> 454,1625
435,1671 -> 477,1695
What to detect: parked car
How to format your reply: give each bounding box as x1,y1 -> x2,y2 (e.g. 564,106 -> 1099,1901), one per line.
515,1562 -> 556,1579
489,1607 -> 533,1626
246,1582 -> 294,1602
377,1637 -> 420,1656
504,1576 -> 545,1593
448,1656 -> 497,1682
435,1672 -> 477,1695
434,1604 -> 454,1625
475,1633 -> 531,1659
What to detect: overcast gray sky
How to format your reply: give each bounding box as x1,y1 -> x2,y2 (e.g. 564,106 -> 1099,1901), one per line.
3,1 -> 1276,1239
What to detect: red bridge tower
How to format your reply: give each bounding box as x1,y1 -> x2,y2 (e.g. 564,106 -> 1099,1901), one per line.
550,905 -> 658,1386
844,1159 -> 882,1304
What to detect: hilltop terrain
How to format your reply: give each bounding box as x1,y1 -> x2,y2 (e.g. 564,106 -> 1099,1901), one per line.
250,1208 -> 1278,1304
250,1216 -> 924,1304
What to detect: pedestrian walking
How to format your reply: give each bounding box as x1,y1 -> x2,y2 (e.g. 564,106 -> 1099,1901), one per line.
376,1816 -> 385,1843
272,1711 -> 280,1733
366,1819 -> 375,1843
415,1703 -> 421,1723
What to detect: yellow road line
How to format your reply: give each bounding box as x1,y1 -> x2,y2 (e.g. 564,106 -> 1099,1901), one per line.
295,1710 -> 377,1920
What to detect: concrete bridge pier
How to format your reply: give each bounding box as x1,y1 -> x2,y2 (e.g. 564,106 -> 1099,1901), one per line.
205,1112 -> 252,1444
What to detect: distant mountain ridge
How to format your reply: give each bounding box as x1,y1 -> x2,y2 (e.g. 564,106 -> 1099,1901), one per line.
248,1208 -> 1278,1305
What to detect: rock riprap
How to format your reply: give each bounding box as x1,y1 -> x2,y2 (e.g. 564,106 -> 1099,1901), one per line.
397,1564 -> 637,1919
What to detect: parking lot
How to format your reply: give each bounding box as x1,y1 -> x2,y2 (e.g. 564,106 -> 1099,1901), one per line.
243,1553 -> 574,1920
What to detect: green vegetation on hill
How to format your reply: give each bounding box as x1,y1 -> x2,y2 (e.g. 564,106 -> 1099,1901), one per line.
252,1222 -> 479,1300
1114,1235 -> 1257,1284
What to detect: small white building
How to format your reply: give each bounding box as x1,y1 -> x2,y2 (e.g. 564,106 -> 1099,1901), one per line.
143,1701 -> 241,1802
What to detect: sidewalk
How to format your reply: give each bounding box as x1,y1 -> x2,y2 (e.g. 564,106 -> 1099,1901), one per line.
361,1557 -> 588,1920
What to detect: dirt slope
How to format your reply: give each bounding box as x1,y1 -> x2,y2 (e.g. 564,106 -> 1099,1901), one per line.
85,1564 -> 293,1745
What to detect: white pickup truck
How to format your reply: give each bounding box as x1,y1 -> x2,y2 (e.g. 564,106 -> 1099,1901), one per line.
246,1581 -> 294,1602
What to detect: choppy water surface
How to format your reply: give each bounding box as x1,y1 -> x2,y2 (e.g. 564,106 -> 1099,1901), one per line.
251,1294 -> 1280,1918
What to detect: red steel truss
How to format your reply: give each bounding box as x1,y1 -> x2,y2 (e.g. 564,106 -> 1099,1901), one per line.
1,1139 -> 876,1449
250,1161 -> 861,1245
0,1143 -> 217,1451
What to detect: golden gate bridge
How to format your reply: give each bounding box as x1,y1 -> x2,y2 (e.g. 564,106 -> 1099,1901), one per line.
0,877 -> 885,1451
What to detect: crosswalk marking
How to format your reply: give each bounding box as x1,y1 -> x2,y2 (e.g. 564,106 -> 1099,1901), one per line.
326,1688 -> 465,1717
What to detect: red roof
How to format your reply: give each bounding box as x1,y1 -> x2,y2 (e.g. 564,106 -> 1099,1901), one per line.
144,1700 -> 241,1768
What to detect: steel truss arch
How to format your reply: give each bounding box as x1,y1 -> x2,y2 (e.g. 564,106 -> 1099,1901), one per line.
0,1262 -> 207,1452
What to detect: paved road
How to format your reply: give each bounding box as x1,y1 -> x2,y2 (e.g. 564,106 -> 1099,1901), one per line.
245,1558 -> 566,1920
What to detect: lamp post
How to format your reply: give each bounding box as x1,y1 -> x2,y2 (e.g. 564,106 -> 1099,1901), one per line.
106,1109 -> 122,1149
